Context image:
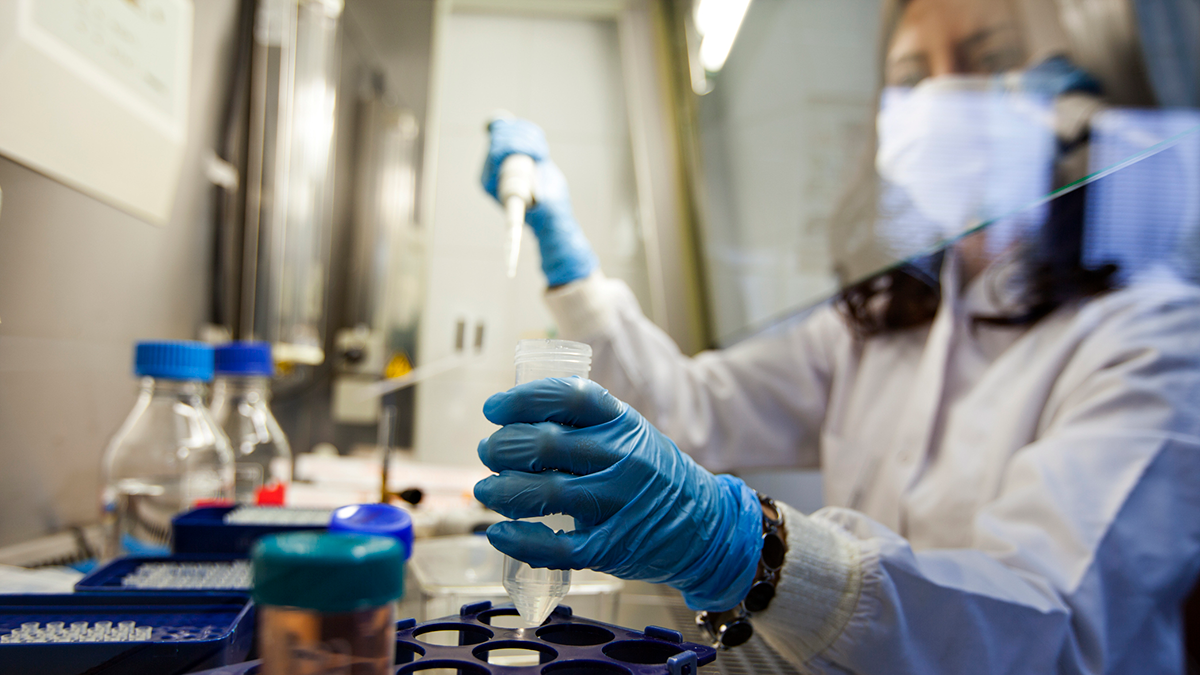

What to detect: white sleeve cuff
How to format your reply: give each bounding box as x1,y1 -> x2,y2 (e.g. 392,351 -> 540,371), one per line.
754,502 -> 867,666
544,271 -> 619,341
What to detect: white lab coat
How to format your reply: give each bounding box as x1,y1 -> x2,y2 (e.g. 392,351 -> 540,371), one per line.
544,257 -> 1200,674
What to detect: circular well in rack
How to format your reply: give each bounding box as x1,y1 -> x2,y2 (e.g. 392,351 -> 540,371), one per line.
473,640 -> 558,666
411,622 -> 493,646
397,660 -> 490,674
479,607 -> 544,629
536,623 -> 615,647
601,639 -> 685,664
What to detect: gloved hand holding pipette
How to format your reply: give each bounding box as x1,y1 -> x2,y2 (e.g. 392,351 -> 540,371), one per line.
473,377 -> 764,612
481,118 -> 598,287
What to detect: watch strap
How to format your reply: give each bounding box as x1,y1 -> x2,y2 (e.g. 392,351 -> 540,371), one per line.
697,492 -> 788,649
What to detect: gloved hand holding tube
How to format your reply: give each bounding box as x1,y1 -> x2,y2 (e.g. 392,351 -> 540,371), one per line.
473,377 -> 764,611
481,118 -> 599,287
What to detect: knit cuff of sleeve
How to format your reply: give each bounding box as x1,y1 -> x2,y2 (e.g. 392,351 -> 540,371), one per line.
752,502 -> 869,666
544,271 -> 617,341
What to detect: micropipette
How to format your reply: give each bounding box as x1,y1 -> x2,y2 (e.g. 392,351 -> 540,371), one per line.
488,113 -> 537,279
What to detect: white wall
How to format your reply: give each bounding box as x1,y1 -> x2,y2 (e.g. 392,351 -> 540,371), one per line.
0,1 -> 242,546
414,10 -> 649,467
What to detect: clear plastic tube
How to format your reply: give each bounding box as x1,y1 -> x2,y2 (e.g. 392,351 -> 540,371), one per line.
503,340 -> 592,626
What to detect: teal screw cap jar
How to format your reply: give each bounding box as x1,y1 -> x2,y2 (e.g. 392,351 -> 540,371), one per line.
252,532 -> 403,611
253,532 -> 404,675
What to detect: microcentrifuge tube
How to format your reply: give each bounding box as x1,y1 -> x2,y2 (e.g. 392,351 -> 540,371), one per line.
503,553 -> 570,626
501,340 -> 593,626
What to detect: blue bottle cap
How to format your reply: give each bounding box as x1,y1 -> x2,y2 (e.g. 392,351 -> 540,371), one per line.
213,341 -> 274,376
134,341 -> 214,382
329,504 -> 413,561
252,532 -> 404,612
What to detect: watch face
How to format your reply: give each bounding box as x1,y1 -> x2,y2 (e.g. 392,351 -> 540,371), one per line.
744,581 -> 777,612
720,619 -> 754,648
762,532 -> 786,569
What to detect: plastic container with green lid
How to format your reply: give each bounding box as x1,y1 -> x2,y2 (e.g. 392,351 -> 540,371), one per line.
252,532 -> 403,675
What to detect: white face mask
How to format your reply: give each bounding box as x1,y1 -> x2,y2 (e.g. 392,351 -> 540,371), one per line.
874,76 -> 1056,258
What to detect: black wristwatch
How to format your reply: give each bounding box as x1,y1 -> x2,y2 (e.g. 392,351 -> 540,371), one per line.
696,493 -> 787,649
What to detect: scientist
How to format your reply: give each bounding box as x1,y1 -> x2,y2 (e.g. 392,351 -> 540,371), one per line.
473,0 -> 1200,672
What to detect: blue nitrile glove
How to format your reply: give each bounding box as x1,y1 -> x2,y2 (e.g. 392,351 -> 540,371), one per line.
481,118 -> 598,287
473,378 -> 764,612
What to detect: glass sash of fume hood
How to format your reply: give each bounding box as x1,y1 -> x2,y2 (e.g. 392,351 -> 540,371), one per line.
690,0 -> 1200,346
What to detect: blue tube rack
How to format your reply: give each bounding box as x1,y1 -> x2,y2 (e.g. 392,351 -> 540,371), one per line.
394,601 -> 714,675
190,601 -> 714,675
0,593 -> 254,675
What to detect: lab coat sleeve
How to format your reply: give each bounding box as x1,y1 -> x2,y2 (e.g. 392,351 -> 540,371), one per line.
544,272 -> 847,472
753,289 -> 1200,674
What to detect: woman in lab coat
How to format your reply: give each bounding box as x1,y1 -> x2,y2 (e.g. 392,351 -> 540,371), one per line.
473,0 -> 1200,672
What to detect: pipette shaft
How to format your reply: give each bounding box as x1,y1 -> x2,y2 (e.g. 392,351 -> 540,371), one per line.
497,153 -> 536,279
505,196 -> 525,278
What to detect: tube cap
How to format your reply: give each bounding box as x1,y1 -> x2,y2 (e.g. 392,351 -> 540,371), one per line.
514,339 -> 592,364
214,341 -> 274,376
252,532 -> 404,612
329,504 -> 413,561
134,341 -> 214,381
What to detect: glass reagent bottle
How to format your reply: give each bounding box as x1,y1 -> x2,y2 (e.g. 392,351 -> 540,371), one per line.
210,342 -> 292,505
100,341 -> 234,560
503,339 -> 592,626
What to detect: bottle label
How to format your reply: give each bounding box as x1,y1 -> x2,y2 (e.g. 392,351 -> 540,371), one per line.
237,463 -> 265,491
183,470 -> 229,506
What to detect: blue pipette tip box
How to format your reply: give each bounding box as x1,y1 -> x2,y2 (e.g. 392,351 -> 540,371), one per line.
76,554 -> 251,595
0,593 -> 254,675
171,505 -> 330,555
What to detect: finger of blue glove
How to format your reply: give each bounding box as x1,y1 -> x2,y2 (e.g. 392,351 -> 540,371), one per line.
481,118 -> 550,199
483,378 -> 625,428
485,519 -> 590,570
474,470 -> 615,525
477,422 -> 624,476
